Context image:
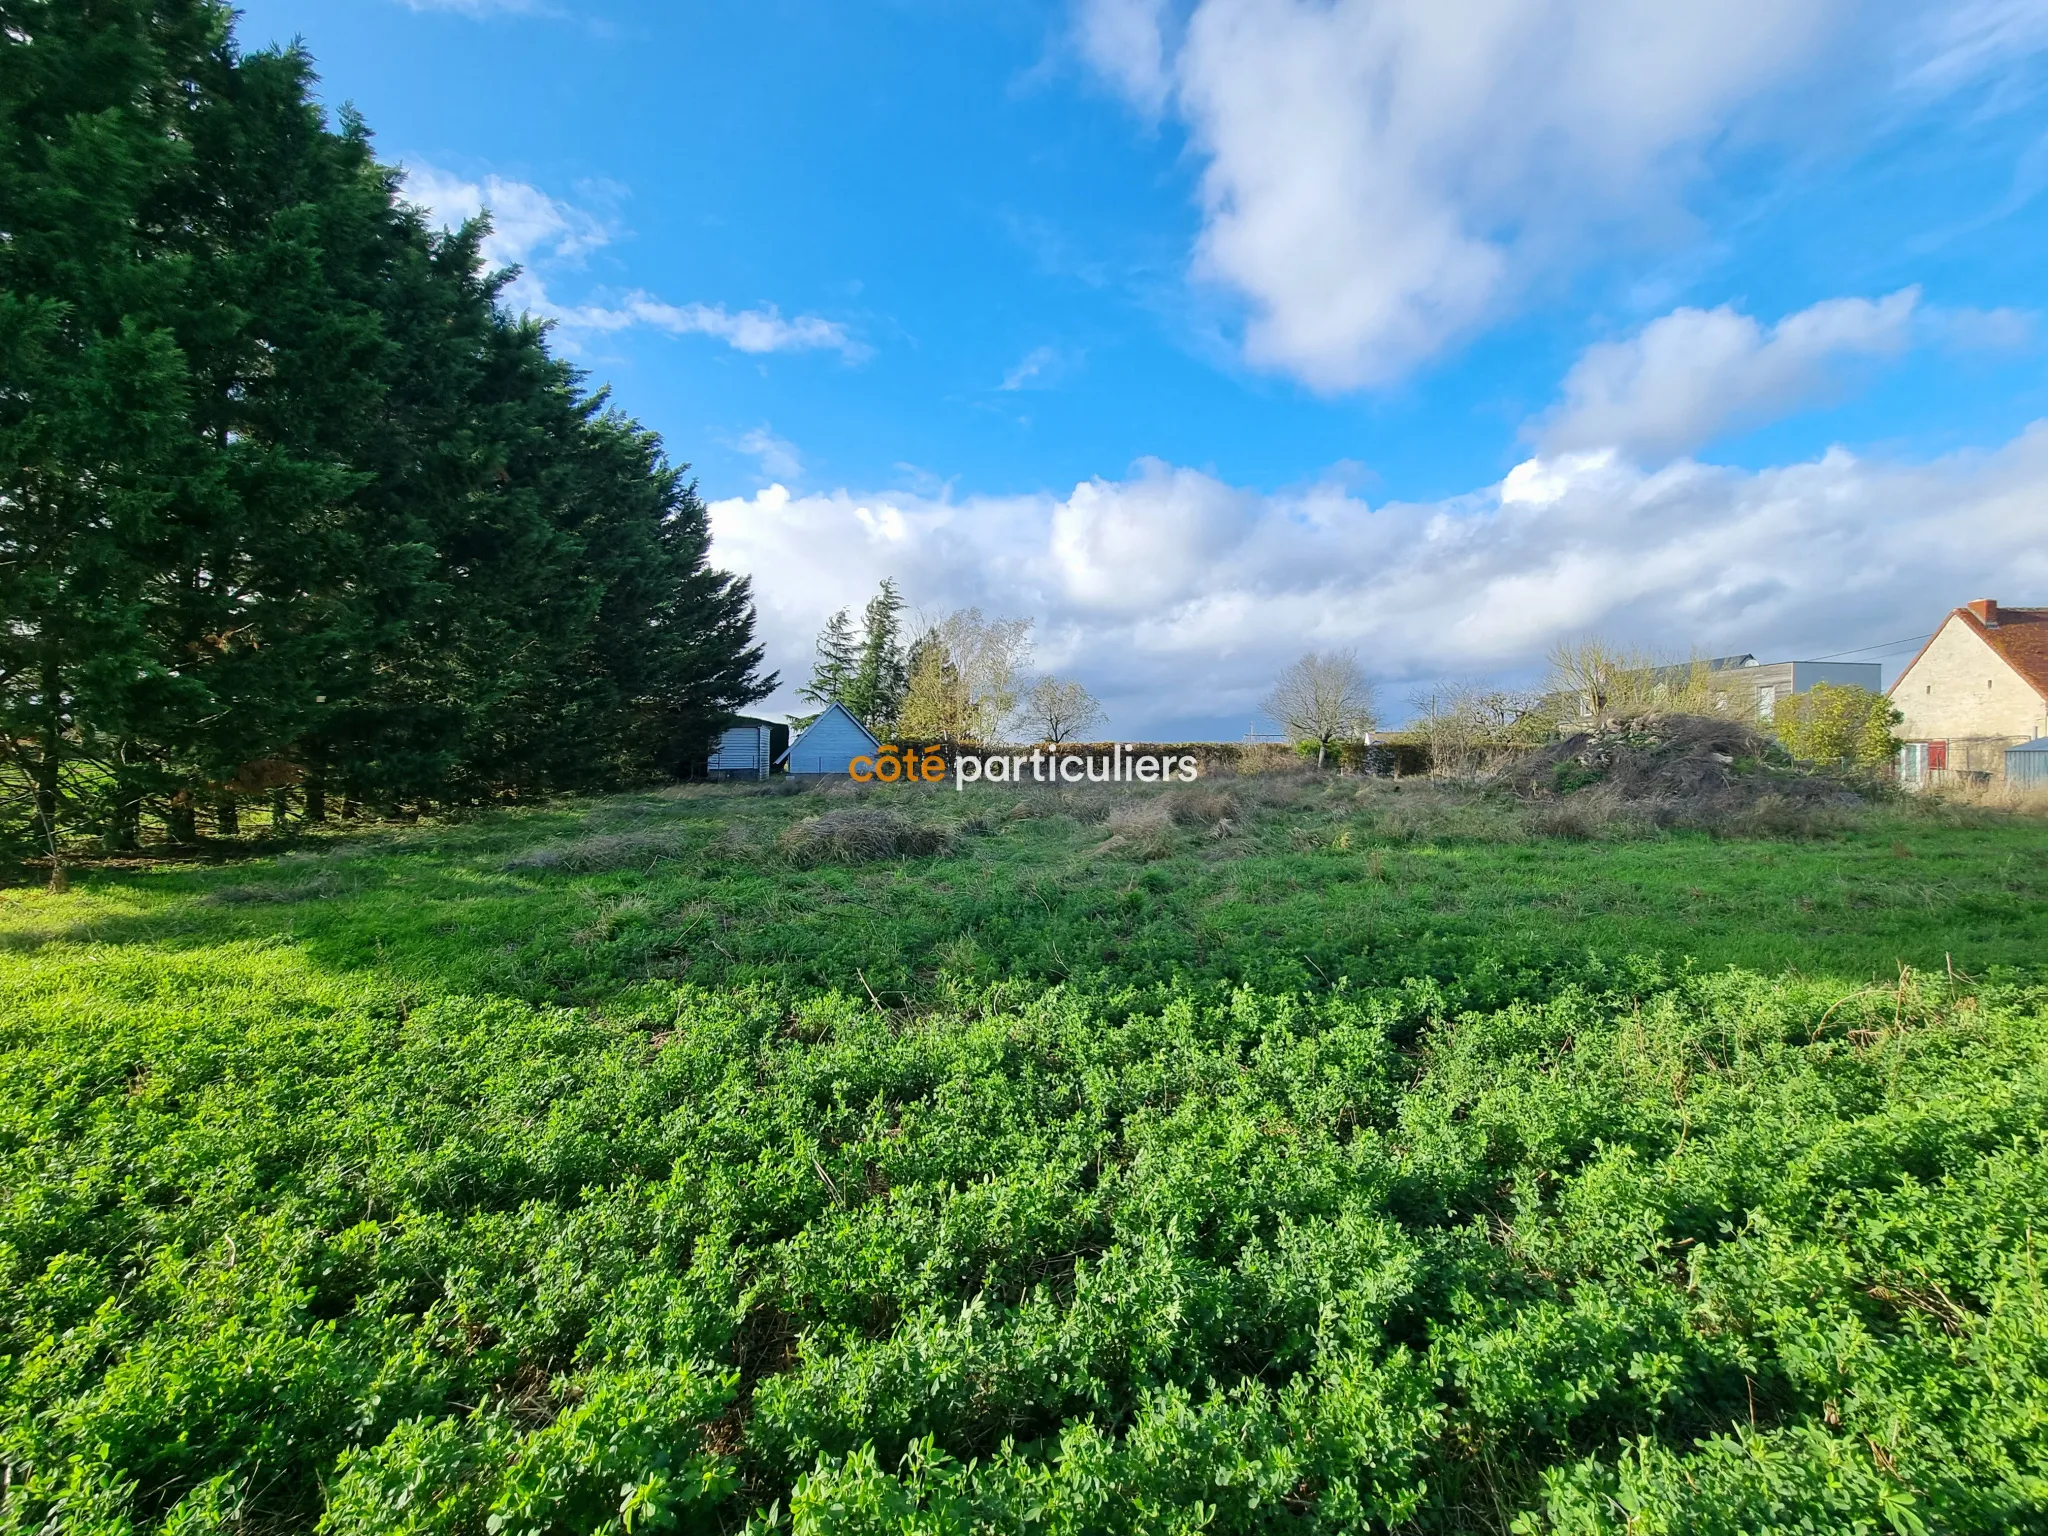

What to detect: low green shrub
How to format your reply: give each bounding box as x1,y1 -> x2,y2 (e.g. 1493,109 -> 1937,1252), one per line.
3,945 -> 2044,1533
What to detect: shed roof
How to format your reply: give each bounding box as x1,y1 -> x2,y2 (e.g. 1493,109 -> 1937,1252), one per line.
776,700 -> 880,766
2010,737 -> 2048,753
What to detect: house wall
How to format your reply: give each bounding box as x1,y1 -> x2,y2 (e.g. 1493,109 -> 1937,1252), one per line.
1744,660 -> 1883,719
1891,617 -> 2048,744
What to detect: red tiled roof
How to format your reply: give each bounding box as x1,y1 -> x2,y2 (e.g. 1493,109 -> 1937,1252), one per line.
1956,605 -> 2048,702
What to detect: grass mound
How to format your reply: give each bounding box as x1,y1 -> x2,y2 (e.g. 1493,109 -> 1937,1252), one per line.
777,807 -> 954,866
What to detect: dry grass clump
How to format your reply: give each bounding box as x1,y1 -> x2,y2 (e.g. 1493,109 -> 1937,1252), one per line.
1244,776 -> 1312,810
703,821 -> 764,862
1521,789 -> 1649,841
1921,780 -> 2048,816
1345,781 -> 1530,844
777,808 -> 953,866
1167,787 -> 1240,828
504,829 -> 688,874
1097,799 -> 1177,860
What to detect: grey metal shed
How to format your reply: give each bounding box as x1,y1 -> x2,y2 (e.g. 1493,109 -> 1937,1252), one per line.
2007,737 -> 2048,790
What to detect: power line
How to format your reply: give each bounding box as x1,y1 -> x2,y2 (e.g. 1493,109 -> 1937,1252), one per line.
1808,633 -> 1932,661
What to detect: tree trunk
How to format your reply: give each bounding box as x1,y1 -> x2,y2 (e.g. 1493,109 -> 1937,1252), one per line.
214,794 -> 239,837
106,791 -> 142,852
270,787 -> 292,829
1317,739 -> 1327,770
166,792 -> 198,844
33,730 -> 60,850
34,653 -> 64,889
304,775 -> 327,822
103,741 -> 143,852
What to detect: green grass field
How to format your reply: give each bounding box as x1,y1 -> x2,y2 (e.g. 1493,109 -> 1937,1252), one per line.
4,777 -> 2047,1533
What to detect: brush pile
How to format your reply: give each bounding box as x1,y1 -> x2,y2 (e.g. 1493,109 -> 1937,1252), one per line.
1497,713 -> 1869,832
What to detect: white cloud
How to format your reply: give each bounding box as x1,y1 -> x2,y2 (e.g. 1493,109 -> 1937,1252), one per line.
1538,289 -> 1920,461
558,299 -> 863,358
400,164 -> 863,358
737,426 -> 804,482
401,165 -> 610,271
999,345 -> 1074,391
1903,0 -> 2048,94
1078,0 -> 1174,117
1078,0 -> 2048,392
1078,0 -> 1847,390
710,425 -> 2048,735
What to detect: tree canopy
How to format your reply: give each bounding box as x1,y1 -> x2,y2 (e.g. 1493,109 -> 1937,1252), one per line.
0,0 -> 770,868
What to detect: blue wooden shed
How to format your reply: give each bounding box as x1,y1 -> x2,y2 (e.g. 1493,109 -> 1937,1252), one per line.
706,717 -> 784,780
779,701 -> 881,776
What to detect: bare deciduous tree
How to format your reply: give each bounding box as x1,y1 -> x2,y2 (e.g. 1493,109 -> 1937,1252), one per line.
1263,651 -> 1376,769
1409,680 -> 1550,777
1543,637 -> 1660,731
1017,676 -> 1105,743
1545,638 -> 1761,730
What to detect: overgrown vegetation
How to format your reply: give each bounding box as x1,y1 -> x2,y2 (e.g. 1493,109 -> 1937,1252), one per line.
3,771 -> 2046,1533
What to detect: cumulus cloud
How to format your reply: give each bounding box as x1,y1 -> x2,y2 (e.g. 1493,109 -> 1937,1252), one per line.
400,164 -> 863,358
1081,0 -> 1845,390
1078,0 -> 2048,392
1538,289 -> 1920,461
710,427 -> 2048,735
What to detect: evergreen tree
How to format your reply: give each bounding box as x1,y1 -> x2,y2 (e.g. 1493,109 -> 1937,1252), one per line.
0,0 -> 221,866
0,0 -> 772,855
842,577 -> 907,731
799,609 -> 858,712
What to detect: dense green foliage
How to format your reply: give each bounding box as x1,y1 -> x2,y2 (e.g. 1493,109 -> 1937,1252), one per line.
1773,685 -> 1903,774
0,0 -> 769,860
3,780 -> 2046,1532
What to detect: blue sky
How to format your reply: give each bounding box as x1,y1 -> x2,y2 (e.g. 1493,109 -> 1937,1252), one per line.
233,0 -> 2048,735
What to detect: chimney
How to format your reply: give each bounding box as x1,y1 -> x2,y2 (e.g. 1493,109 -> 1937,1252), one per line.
1966,598 -> 2000,627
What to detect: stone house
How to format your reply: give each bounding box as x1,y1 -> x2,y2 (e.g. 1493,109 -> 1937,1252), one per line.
1890,600 -> 2048,786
